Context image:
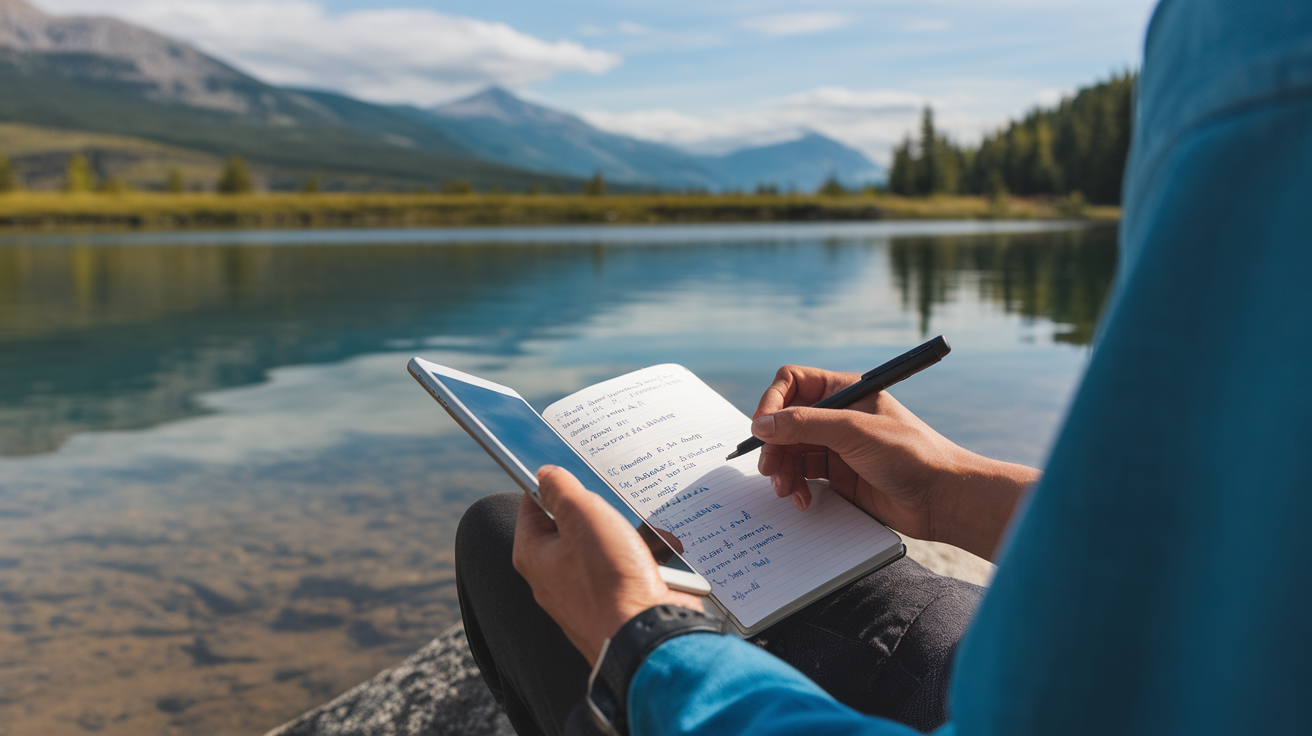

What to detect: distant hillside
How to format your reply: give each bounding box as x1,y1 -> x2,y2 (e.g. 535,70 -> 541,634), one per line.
716,133 -> 884,192
416,87 -> 884,192
416,87 -> 723,189
0,0 -> 574,190
0,122 -> 221,190
0,0 -> 881,192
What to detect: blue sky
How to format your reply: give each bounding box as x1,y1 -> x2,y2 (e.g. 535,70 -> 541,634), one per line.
33,0 -> 1159,164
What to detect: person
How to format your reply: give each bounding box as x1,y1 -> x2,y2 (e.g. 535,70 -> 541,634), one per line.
457,381 -> 1034,734
457,1 -> 1312,734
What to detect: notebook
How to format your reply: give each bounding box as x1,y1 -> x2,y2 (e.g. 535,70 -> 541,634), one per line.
538,364 -> 904,636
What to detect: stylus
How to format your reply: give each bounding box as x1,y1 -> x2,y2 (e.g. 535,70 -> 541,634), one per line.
724,335 -> 952,460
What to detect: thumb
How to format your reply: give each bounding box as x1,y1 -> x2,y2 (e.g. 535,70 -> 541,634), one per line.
752,406 -> 870,456
535,465 -> 595,528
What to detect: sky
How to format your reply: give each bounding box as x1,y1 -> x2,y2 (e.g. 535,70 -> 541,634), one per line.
30,0 -> 1159,165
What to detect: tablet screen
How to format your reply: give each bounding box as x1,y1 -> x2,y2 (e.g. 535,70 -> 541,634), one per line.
441,374 -> 603,498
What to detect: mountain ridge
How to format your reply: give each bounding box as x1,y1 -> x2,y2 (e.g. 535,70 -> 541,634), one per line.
0,0 -> 883,191
419,86 -> 884,191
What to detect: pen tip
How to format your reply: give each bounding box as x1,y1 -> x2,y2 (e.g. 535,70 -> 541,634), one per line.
724,450 -> 740,461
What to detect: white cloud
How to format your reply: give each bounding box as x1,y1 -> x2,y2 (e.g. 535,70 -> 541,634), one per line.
740,12 -> 851,37
583,86 -> 928,163
617,21 -> 653,35
583,81 -> 1083,165
30,0 -> 621,105
902,18 -> 950,33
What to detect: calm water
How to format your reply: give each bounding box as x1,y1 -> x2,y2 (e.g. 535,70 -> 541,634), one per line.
0,221 -> 1116,735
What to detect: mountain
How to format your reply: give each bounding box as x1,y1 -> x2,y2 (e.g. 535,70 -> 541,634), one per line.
716,133 -> 885,191
0,0 -> 882,192
0,0 -> 572,190
417,87 -> 723,190
417,87 -> 885,192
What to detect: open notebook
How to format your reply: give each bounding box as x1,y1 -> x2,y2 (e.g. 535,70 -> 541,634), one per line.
534,364 -> 904,635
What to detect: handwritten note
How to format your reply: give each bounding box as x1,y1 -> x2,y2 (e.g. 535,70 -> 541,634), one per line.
545,365 -> 900,629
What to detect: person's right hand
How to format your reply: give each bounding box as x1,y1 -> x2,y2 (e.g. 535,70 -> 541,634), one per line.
752,365 -> 1040,560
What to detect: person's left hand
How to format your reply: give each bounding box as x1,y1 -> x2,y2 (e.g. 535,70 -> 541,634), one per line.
513,465 -> 704,666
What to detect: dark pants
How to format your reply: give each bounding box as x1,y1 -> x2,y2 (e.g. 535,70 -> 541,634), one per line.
455,492 -> 984,736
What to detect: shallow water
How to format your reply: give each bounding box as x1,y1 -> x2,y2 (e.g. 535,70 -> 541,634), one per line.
0,221 -> 1116,735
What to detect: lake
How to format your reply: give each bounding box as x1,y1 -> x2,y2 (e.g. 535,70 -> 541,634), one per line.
0,220 -> 1117,735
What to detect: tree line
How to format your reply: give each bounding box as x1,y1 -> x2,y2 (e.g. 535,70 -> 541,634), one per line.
889,72 -> 1134,205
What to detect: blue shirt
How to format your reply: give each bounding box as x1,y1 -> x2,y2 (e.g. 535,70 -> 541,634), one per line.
630,1 -> 1312,734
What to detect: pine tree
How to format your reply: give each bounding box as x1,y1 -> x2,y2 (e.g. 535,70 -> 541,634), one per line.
64,153 -> 95,193
889,138 -> 916,196
889,73 -> 1135,205
166,168 -> 185,193
817,175 -> 846,197
0,154 -> 19,193
582,171 -> 606,196
916,108 -> 937,195
217,156 -> 253,194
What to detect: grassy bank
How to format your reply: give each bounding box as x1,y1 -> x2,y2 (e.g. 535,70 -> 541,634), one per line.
0,191 -> 1119,232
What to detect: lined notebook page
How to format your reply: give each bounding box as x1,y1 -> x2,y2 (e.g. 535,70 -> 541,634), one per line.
544,365 -> 900,629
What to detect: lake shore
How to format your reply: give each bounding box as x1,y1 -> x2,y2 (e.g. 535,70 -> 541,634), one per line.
0,191 -> 1119,232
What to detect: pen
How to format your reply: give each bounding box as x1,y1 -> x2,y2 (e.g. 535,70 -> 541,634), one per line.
725,335 -> 952,460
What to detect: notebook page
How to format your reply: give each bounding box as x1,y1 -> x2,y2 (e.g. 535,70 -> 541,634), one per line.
544,365 -> 900,629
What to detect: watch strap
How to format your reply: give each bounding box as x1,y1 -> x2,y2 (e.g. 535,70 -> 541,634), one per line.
587,605 -> 724,735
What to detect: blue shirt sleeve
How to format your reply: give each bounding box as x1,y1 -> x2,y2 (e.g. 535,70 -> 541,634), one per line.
629,634 -> 934,736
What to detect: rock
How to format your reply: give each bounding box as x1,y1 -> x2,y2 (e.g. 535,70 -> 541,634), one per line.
263,625 -> 513,736
266,540 -> 990,735
902,536 -> 995,587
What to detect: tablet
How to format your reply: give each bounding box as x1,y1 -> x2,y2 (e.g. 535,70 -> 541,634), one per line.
409,360 -> 712,596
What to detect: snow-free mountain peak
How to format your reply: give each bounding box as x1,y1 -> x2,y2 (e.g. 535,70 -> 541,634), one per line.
0,0 -> 293,117
420,86 -> 885,190
431,86 -> 581,128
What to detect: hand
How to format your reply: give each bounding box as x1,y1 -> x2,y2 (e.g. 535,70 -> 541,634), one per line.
513,466 -> 704,666
752,365 -> 1040,560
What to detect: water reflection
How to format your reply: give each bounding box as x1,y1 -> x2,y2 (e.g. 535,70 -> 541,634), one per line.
890,228 -> 1117,344
0,222 -> 1116,735
0,225 -> 1116,457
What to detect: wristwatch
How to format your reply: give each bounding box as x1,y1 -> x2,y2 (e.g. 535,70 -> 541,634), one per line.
586,605 -> 725,736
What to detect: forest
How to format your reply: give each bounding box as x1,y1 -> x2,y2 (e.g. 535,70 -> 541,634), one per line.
889,73 -> 1135,205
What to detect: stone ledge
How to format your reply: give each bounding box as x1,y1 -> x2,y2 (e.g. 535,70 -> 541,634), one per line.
264,624 -> 513,736
267,538 -> 991,735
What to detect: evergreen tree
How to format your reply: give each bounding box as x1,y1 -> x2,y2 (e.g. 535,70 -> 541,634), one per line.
887,73 -> 1135,205
817,175 -> 846,197
889,138 -> 916,195
582,171 -> 606,196
166,168 -> 185,193
0,155 -> 19,192
217,155 -> 253,194
916,108 -> 937,195
64,153 -> 95,192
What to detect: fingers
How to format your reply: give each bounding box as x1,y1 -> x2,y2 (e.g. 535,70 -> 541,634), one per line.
534,465 -> 636,542
513,487 -> 557,576
754,366 -> 801,418
758,406 -> 871,458
758,443 -> 785,476
534,465 -> 597,527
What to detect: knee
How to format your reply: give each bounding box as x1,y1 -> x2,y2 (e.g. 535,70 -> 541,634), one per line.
455,492 -> 521,581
